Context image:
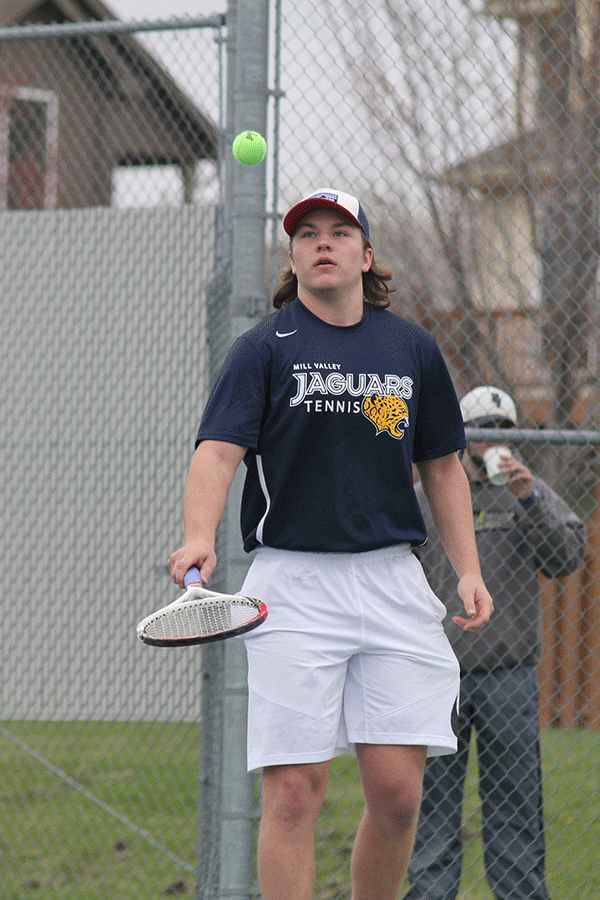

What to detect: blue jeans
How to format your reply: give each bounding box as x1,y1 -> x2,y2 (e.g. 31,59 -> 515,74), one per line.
405,667 -> 550,900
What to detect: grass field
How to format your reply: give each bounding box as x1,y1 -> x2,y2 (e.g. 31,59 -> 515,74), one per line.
318,728 -> 600,900
0,721 -> 598,898
0,721 -> 199,899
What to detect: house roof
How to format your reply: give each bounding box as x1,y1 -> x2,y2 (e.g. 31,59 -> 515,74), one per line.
1,0 -> 219,164
484,1 -> 563,23
440,119 -> 592,194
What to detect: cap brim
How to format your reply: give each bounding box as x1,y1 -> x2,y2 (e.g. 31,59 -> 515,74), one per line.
465,417 -> 516,429
283,198 -> 363,236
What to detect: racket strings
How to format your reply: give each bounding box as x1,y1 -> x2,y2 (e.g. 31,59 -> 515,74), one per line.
143,597 -> 259,641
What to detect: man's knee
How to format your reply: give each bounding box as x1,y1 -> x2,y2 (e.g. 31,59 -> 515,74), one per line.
358,745 -> 426,833
262,763 -> 330,829
379,780 -> 422,831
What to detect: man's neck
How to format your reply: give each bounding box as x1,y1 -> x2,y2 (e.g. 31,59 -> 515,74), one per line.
297,287 -> 364,327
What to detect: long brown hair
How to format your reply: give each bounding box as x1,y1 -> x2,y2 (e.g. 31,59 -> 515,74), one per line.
272,237 -> 396,310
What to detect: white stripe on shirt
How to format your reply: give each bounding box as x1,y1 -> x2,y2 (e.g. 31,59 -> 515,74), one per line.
255,454 -> 271,544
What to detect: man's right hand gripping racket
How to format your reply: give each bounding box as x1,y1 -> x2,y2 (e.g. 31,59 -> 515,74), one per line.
137,568 -> 267,647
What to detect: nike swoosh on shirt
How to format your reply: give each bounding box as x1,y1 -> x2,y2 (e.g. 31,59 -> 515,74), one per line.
276,330 -> 297,337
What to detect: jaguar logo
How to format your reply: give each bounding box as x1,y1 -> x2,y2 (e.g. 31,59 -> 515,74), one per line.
362,395 -> 409,439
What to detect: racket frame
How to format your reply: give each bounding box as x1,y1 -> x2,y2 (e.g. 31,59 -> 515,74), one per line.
137,583 -> 267,647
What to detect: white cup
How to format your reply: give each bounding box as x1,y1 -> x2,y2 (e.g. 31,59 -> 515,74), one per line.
482,445 -> 511,485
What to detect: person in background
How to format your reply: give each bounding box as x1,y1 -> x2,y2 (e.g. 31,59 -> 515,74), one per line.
405,385 -> 587,900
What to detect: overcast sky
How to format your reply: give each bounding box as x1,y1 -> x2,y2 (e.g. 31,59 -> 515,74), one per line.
105,0 -> 516,226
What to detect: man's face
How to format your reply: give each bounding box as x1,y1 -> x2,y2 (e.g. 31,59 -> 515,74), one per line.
467,440 -> 494,471
463,420 -> 514,476
289,208 -> 372,299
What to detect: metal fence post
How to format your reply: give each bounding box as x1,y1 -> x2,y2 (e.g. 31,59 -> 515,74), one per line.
197,1 -> 269,898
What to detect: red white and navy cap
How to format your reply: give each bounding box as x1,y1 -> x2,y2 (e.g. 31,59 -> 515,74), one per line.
283,188 -> 371,240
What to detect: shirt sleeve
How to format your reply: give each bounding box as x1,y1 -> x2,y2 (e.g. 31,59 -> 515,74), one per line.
196,336 -> 269,450
412,337 -> 465,462
520,478 -> 588,578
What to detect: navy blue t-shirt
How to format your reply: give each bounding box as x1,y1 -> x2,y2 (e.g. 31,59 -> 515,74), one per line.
197,298 -> 465,552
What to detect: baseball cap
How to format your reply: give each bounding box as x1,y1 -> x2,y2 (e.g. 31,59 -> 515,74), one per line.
460,386 -> 518,427
283,189 -> 371,240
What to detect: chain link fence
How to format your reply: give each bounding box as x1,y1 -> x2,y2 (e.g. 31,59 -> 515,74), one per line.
0,12 -> 223,900
276,3 -> 600,899
0,2 -> 599,899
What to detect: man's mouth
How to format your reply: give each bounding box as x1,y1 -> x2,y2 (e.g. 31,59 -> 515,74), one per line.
315,257 -> 335,267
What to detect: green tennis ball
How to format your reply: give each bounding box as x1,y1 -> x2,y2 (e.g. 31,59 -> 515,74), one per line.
232,130 -> 267,165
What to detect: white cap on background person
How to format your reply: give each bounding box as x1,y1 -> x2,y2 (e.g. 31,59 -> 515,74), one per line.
460,386 -> 517,428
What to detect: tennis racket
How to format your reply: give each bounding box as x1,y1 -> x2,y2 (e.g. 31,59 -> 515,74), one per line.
137,567 -> 267,647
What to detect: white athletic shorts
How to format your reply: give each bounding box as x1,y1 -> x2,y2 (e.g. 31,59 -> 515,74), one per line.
239,544 -> 460,774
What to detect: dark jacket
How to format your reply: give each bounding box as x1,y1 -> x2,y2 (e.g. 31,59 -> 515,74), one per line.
414,477 -> 587,672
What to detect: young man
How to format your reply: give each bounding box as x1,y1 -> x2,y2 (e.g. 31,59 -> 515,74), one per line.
406,386 -> 587,900
169,189 -> 494,900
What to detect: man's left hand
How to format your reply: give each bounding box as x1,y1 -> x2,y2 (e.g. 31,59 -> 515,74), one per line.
453,573 -> 494,631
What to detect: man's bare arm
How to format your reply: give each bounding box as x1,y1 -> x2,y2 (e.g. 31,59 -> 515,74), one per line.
416,452 -> 494,631
168,439 -> 247,587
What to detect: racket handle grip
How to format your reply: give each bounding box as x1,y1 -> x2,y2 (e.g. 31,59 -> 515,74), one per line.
184,566 -> 203,587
